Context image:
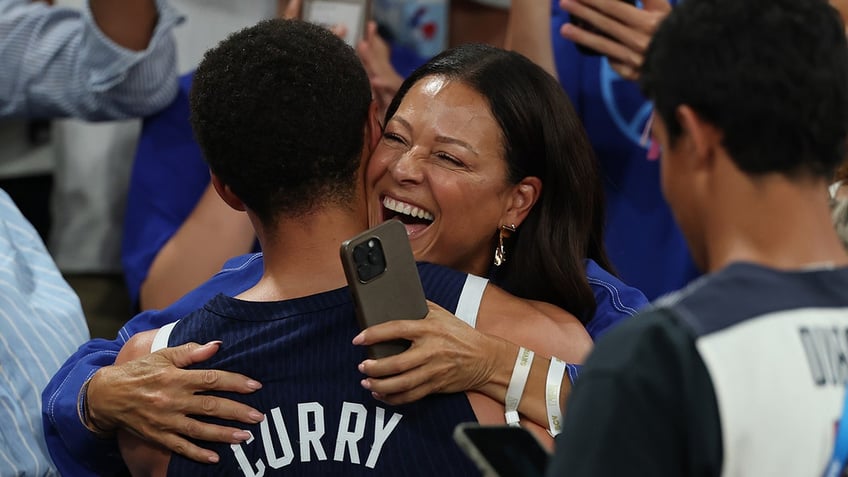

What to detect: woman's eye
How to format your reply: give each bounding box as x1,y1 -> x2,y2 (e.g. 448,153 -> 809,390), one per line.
437,153 -> 464,167
382,132 -> 406,145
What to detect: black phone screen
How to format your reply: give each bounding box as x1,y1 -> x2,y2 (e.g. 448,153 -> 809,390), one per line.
454,425 -> 550,477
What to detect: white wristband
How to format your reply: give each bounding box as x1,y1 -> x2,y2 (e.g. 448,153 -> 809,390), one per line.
504,347 -> 534,427
545,357 -> 567,436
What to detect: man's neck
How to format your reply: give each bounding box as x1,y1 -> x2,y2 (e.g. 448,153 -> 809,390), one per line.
704,173 -> 848,273
238,206 -> 368,302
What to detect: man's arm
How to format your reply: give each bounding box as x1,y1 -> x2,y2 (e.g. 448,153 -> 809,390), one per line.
0,0 -> 182,119
141,182 -> 255,310
42,254 -> 266,477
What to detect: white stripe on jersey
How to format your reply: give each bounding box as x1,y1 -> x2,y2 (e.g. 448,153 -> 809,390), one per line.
696,307 -> 848,477
455,274 -> 488,329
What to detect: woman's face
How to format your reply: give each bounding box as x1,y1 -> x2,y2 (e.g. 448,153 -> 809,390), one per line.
366,76 -> 518,276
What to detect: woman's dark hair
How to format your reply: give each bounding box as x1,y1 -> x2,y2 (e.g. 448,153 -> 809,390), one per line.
384,44 -> 613,323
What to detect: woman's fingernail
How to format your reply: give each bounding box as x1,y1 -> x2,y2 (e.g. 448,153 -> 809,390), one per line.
361,378 -> 371,390
233,430 -> 252,441
246,380 -> 262,390
352,333 -> 364,345
248,411 -> 264,422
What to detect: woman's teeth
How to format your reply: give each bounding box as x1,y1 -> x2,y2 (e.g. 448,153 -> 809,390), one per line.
383,197 -> 434,221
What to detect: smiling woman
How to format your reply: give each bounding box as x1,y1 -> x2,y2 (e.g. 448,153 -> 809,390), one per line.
367,43 -> 616,325
356,44 -> 648,444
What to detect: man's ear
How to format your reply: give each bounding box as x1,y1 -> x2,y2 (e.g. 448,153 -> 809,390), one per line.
676,105 -> 722,170
210,172 -> 246,211
366,100 -> 382,152
501,176 -> 542,228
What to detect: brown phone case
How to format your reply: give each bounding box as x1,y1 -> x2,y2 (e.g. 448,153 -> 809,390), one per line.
340,220 -> 428,359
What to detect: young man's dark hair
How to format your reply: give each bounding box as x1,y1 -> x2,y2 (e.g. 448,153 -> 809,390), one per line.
190,19 -> 372,224
548,1 -> 848,476
640,0 -> 848,178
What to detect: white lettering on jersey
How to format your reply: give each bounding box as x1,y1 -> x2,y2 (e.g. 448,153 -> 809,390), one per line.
298,402 -> 327,462
232,431 -> 265,477
334,402 -> 367,464
230,402 -> 403,473
366,406 -> 404,469
264,407 -> 295,468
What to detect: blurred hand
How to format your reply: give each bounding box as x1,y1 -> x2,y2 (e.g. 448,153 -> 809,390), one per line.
277,0 -> 301,19
87,341 -> 264,464
356,21 -> 404,122
278,0 -> 348,37
560,0 -> 670,80
352,300 -> 511,405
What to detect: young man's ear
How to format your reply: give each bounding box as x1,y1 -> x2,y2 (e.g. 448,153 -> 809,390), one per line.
501,176 -> 542,228
676,105 -> 722,170
366,100 -> 382,152
210,172 -> 246,212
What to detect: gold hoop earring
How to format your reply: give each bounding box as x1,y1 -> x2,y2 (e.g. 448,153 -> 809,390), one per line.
494,224 -> 517,267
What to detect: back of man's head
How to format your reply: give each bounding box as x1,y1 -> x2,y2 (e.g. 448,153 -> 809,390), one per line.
640,0 -> 848,179
190,19 -> 372,225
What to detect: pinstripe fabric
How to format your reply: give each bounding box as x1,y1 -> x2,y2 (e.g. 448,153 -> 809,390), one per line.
0,188 -> 89,476
165,264 -> 481,476
0,0 -> 181,120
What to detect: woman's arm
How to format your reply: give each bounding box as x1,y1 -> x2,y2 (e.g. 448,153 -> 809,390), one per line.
354,287 -> 593,437
43,256 -> 266,476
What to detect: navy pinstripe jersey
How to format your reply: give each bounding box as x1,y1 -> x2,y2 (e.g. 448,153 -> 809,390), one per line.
164,262 -> 481,476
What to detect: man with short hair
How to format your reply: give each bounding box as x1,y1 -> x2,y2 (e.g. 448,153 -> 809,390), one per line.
547,0 -> 848,475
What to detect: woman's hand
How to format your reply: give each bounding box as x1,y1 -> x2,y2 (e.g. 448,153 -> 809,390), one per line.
353,300 -> 513,405
559,0 -> 670,80
87,340 -> 264,464
356,21 -> 404,122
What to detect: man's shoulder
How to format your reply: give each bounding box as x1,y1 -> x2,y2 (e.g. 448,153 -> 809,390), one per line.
586,306 -> 695,371
654,262 -> 848,337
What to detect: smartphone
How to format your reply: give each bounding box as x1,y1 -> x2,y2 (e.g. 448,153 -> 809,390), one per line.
340,220 -> 428,359
453,423 -> 551,477
570,0 -> 637,56
303,0 -> 371,48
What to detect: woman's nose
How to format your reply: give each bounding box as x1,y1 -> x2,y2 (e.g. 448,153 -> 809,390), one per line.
388,149 -> 425,184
